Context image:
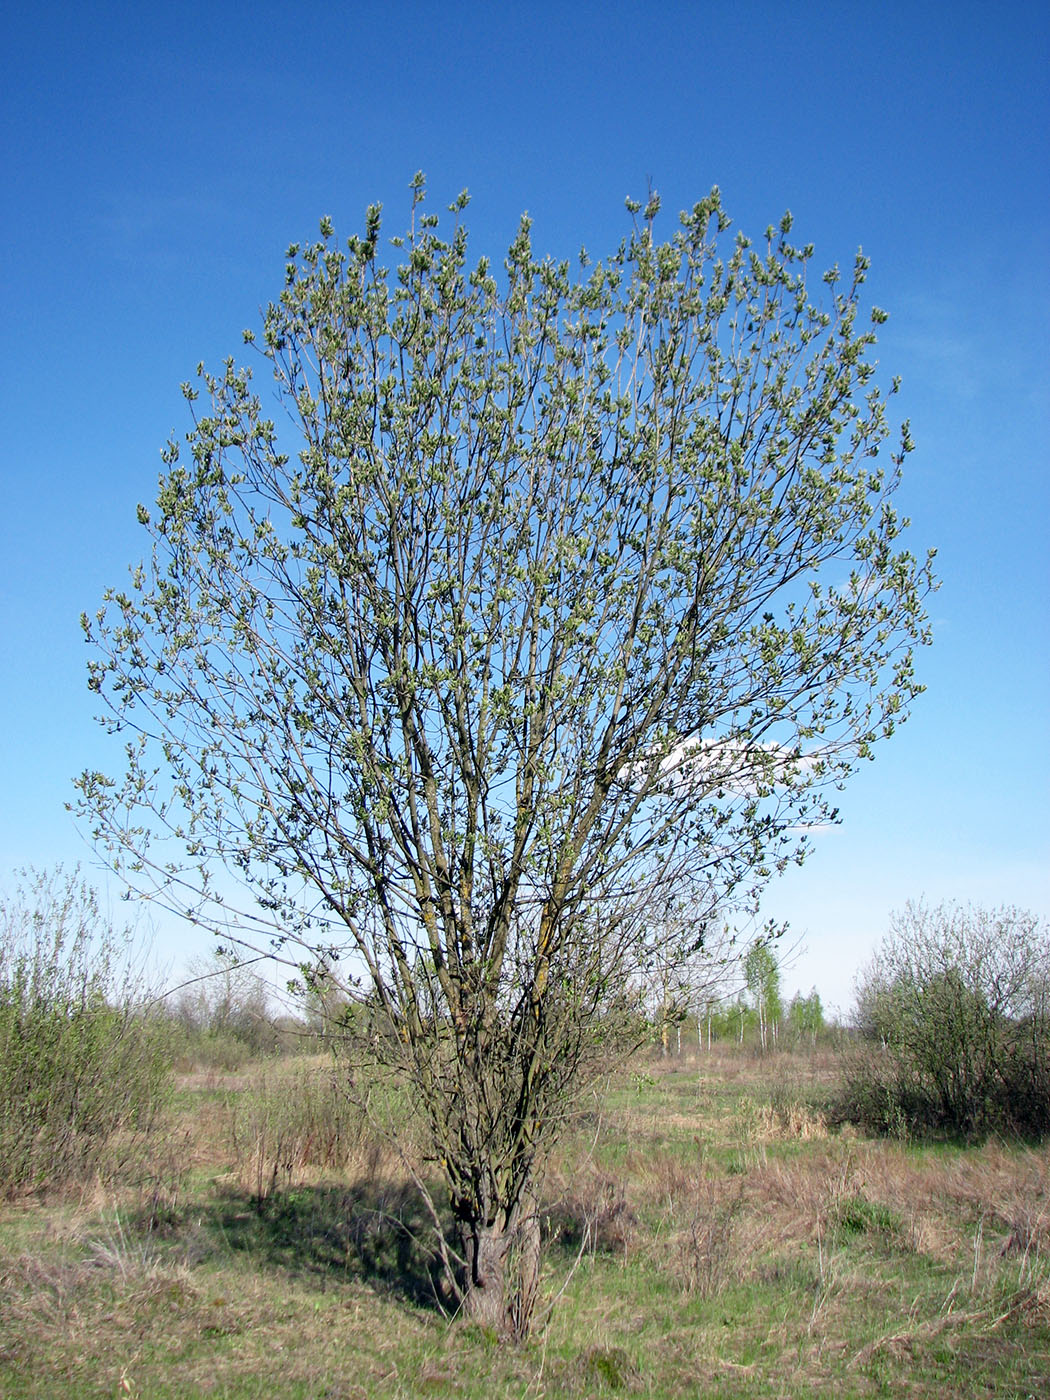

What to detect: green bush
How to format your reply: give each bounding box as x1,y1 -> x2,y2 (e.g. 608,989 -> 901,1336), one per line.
0,867 -> 171,1195
842,902 -> 1050,1139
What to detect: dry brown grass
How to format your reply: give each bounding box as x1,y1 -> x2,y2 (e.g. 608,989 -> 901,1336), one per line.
3,1044 -> 1048,1399
550,1046 -> 1050,1388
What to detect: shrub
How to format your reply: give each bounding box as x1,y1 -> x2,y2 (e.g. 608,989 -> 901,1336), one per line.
0,867 -> 170,1195
842,902 -> 1050,1139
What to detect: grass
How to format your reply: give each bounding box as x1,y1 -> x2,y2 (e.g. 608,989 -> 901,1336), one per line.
1,1047 -> 1048,1398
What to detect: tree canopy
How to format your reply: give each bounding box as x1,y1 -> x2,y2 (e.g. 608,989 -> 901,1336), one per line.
78,178 -> 934,1331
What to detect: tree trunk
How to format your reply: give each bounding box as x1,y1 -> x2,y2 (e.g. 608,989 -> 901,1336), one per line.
459,1200 -> 540,1339
461,1225 -> 511,1332
509,1199 -> 541,1339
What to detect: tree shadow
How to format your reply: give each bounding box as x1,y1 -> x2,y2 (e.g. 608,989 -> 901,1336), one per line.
201,1180 -> 449,1310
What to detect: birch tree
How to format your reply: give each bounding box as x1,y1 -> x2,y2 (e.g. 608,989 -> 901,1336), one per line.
745,942 -> 782,1050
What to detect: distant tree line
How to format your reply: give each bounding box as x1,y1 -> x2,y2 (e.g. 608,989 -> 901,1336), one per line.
640,926 -> 829,1054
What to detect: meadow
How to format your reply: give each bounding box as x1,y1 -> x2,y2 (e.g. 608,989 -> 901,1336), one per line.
1,1043 -> 1047,1399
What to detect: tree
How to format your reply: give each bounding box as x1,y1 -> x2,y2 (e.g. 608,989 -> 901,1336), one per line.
293,952 -> 353,1039
172,947 -> 276,1058
744,941 -> 782,1050
847,902 -> 1050,1138
77,177 -> 933,1333
636,902 -> 731,1055
786,988 -> 825,1046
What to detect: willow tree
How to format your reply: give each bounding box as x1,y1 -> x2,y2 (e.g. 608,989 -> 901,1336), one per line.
78,178 -> 934,1333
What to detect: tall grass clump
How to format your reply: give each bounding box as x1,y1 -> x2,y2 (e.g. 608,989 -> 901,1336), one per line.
226,1058 -> 374,1199
0,867 -> 170,1196
841,902 -> 1050,1140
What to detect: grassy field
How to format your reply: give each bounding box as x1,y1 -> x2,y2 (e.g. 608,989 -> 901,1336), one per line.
1,1047 -> 1047,1399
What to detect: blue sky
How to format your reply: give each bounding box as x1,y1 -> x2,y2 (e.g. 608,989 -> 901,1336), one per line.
2,0 -> 1047,1012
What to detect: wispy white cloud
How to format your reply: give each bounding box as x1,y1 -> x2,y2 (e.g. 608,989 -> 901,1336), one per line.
653,736 -> 831,797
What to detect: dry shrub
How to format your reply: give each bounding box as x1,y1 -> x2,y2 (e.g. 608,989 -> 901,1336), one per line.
576,1345 -> 640,1391
998,1203 -> 1050,1264
543,1344 -> 641,1395
626,1149 -> 752,1297
851,1141 -> 1050,1256
673,1175 -> 743,1298
750,1153 -> 845,1240
753,1139 -> 1050,1285
735,1148 -> 927,1259
757,1097 -> 828,1141
225,1058 -> 373,1198
543,1168 -> 637,1257
0,1214 -> 195,1364
847,1260 -> 1050,1377
0,1251 -> 90,1334
81,1210 -> 181,1283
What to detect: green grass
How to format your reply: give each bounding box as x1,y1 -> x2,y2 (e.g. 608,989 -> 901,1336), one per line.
2,1049 -> 1047,1398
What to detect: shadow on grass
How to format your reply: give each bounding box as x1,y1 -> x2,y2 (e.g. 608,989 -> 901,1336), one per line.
201,1181 -> 448,1310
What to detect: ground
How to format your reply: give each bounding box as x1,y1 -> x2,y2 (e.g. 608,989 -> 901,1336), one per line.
1,1047 -> 1047,1398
